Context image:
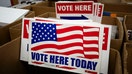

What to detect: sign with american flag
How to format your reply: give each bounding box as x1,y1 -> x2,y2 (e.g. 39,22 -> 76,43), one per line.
20,17 -> 93,62
100,25 -> 112,74
28,20 -> 103,74
95,3 -> 104,23
20,18 -> 34,61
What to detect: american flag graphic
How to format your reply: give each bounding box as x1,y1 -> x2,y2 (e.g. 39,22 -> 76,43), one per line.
31,22 -> 99,59
30,22 -> 100,74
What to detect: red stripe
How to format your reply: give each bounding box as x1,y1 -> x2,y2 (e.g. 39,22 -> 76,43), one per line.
85,55 -> 99,59
56,65 -> 76,70
32,61 -> 44,64
44,50 -> 84,55
83,32 -> 99,36
31,43 -> 83,51
103,28 -> 109,50
85,70 -> 97,74
23,20 -> 29,38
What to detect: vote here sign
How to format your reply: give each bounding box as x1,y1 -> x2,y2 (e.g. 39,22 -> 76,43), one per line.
28,20 -> 103,74
55,1 -> 94,20
20,18 -> 31,62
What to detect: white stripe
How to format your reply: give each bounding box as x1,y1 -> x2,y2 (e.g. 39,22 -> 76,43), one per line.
32,39 -> 83,47
83,44 -> 98,48
35,46 -> 83,52
84,28 -> 99,32
83,37 -> 98,40
68,54 -> 84,57
58,30 -> 83,38
84,52 -> 99,55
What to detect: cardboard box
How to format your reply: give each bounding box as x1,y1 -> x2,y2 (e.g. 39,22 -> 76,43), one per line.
31,1 -> 48,7
0,11 -> 35,46
0,19 -> 21,46
32,1 -> 55,7
21,2 -> 55,16
21,5 -> 32,10
108,48 -> 122,74
11,1 -> 43,9
31,6 -> 55,16
0,37 -> 28,74
99,0 -> 121,4
37,12 -> 56,18
123,15 -> 132,42
11,0 -> 19,6
122,42 -> 132,74
20,1 -> 53,10
9,23 -> 22,40
101,16 -> 124,51
25,11 -> 35,18
103,3 -> 132,17
121,0 -> 132,3
110,12 -> 132,17
0,36 -> 78,74
104,3 -> 132,13
0,36 -> 122,74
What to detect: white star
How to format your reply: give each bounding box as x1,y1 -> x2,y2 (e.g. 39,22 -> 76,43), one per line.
43,38 -> 45,40
34,23 -> 37,25
44,30 -> 47,32
49,25 -> 52,27
32,34 -> 34,36
37,33 -> 39,35
47,27 -> 49,29
53,27 -> 55,30
41,27 -> 44,29
50,30 -> 52,32
53,38 -> 56,40
39,30 -> 41,32
36,28 -> 38,30
34,39 -> 36,42
32,26 -> 34,28
53,33 -> 55,35
34,31 -> 36,33
35,36 -> 37,38
50,35 -> 52,37
45,34 -> 47,37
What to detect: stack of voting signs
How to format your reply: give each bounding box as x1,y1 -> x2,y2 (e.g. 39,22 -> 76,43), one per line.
20,1 -> 111,74
55,1 -> 104,23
